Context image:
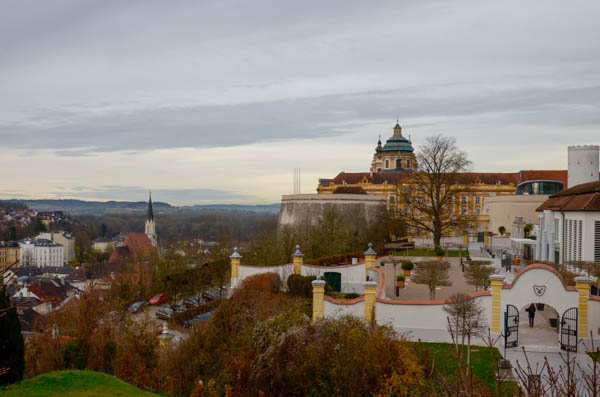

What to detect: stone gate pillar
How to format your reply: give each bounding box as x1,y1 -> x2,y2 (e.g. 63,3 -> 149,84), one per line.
575,275 -> 593,338
364,281 -> 378,324
364,243 -> 377,281
489,274 -> 505,334
229,247 -> 242,291
311,278 -> 326,322
292,245 -> 304,275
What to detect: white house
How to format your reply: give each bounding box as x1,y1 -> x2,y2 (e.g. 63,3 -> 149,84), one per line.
19,238 -> 64,267
36,231 -> 75,264
535,145 -> 600,264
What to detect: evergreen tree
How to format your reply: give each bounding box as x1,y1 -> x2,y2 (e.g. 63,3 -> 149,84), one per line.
0,284 -> 25,385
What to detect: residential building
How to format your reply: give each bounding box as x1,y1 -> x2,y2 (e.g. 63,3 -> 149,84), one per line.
37,231 -> 75,264
536,145 -> 600,264
18,238 -> 64,267
92,234 -> 125,253
0,241 -> 20,271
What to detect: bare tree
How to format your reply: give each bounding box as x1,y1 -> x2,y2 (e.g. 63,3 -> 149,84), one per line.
443,293 -> 486,378
411,260 -> 451,300
400,134 -> 472,251
464,260 -> 495,291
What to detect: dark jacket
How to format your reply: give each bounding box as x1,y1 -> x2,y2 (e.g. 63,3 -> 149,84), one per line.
526,306 -> 536,317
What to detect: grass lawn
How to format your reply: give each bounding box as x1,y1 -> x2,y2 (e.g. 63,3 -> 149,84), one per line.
390,248 -> 468,258
0,370 -> 159,397
411,342 -> 517,396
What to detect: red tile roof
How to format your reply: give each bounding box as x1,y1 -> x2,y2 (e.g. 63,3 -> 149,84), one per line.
537,181 -> 600,211
330,172 -> 412,185
333,186 -> 367,194
327,170 -> 569,189
519,170 -> 568,187
109,234 -> 154,263
454,172 -> 520,185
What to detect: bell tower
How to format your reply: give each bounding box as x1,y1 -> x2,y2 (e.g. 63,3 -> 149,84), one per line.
145,192 -> 157,247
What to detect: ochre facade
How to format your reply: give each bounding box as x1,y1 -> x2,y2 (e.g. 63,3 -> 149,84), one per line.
317,122 -> 568,237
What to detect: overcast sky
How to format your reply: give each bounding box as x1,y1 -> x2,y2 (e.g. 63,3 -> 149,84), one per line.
1,0 -> 598,204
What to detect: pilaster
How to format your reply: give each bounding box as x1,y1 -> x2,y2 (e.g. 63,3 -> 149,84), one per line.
489,274 -> 505,334
311,279 -> 326,322
364,281 -> 378,324
575,275 -> 592,338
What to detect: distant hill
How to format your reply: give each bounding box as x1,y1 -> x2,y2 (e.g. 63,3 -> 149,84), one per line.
5,199 -> 280,216
0,370 -> 158,397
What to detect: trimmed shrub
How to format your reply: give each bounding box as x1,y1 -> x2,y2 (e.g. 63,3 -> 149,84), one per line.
287,274 -> 306,296
343,293 -> 361,299
401,261 -> 414,271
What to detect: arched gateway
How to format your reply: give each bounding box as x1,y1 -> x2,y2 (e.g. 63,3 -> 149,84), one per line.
490,264 -> 594,352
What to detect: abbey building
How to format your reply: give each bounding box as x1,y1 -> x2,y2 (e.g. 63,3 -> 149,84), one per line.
317,122 -> 568,238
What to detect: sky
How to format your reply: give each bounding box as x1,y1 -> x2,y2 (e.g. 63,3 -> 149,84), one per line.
0,0 -> 599,205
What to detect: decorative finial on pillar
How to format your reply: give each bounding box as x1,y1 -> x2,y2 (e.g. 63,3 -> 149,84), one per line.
230,247 -> 242,259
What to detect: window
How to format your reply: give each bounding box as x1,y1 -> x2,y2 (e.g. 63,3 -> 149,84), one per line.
475,197 -> 480,204
406,160 -> 410,168
461,197 -> 467,204
396,159 -> 402,169
474,209 -> 480,215
595,221 -> 600,263
578,220 -> 583,261
461,208 -> 467,215
385,160 -> 389,168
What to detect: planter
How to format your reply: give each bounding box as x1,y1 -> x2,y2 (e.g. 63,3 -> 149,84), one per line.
437,256 -> 443,261
513,266 -> 520,273
396,280 -> 405,288
403,269 -> 411,277
549,318 -> 558,328
536,303 -> 545,311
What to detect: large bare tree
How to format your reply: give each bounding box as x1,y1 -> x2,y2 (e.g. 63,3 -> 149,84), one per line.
401,134 -> 472,251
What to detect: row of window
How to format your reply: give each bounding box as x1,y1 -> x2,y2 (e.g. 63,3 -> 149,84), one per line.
565,219 -> 583,262
595,221 -> 600,263
383,158 -> 411,169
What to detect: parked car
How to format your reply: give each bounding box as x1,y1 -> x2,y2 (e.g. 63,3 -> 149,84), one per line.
183,297 -> 204,308
149,293 -> 168,305
128,301 -> 148,313
202,289 -> 221,302
183,311 -> 214,328
155,307 -> 174,320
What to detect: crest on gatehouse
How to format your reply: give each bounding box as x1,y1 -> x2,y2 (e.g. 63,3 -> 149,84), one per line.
533,285 -> 547,297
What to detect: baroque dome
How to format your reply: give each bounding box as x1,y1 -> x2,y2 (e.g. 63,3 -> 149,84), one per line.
381,135 -> 414,153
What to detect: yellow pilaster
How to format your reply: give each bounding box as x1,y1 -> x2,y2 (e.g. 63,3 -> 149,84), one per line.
291,245 -> 304,275
483,232 -> 490,247
364,281 -> 378,324
312,279 -> 326,322
575,276 -> 592,338
364,243 -> 377,281
489,275 -> 505,334
229,247 -> 241,279
463,232 -> 469,246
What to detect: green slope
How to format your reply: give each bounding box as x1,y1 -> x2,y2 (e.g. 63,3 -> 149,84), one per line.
0,370 -> 159,397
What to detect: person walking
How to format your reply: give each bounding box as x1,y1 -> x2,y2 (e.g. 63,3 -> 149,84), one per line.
526,303 -> 536,327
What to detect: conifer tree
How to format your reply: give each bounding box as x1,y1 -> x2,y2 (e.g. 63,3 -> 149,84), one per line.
0,284 -> 25,385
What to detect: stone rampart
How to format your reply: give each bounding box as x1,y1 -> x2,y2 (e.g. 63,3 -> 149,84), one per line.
278,193 -> 386,228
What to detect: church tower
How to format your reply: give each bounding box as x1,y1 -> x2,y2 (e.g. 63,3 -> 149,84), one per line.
145,192 -> 157,247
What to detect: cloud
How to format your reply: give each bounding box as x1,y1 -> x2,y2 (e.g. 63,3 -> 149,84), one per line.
3,185 -> 255,205
0,83 -> 598,157
0,0 -> 599,202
